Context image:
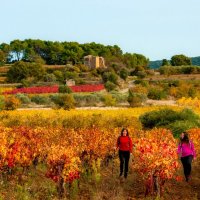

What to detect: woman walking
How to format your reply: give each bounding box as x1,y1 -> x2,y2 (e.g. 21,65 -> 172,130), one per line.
116,128 -> 133,179
177,132 -> 196,182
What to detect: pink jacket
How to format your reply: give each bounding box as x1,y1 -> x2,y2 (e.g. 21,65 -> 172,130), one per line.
177,141 -> 196,158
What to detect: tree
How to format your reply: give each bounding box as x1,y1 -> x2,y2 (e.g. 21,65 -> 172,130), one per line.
10,40 -> 26,61
1,39 -> 149,68
25,39 -> 47,63
7,61 -> 45,83
23,48 -> 45,64
29,62 -> 45,80
7,61 -> 30,82
123,53 -> 149,70
0,50 -> 6,65
53,94 -> 75,110
0,43 -> 10,63
102,71 -> 118,84
128,88 -> 147,107
119,68 -> 129,80
161,59 -> 170,66
171,54 -> 191,66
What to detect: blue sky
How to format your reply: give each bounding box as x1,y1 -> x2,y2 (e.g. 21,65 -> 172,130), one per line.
1,0 -> 200,60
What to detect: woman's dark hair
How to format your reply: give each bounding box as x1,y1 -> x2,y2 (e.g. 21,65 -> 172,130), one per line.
120,128 -> 129,136
180,132 -> 189,144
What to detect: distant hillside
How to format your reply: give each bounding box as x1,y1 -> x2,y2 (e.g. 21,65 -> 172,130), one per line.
148,60 -> 163,69
192,56 -> 200,66
149,56 -> 200,69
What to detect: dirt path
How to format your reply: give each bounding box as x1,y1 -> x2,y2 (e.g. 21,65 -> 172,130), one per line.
127,162 -> 200,200
86,161 -> 200,200
146,99 -> 176,106
17,100 -> 177,111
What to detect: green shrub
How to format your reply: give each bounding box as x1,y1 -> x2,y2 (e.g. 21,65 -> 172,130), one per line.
104,81 -> 117,91
43,73 -> 57,82
52,94 -> 75,110
84,94 -> 101,106
128,89 -> 147,107
159,66 -> 176,75
139,109 -> 180,129
159,65 -> 200,75
53,70 -> 64,82
139,108 -> 200,137
167,120 -> 199,138
179,108 -> 200,122
15,93 -> 31,104
64,71 -> 78,79
134,79 -> 149,87
119,68 -> 129,80
21,77 -> 35,87
73,93 -> 101,107
109,91 -> 128,103
58,85 -> 72,93
103,94 -> 116,106
148,87 -> 167,100
75,64 -> 89,72
65,64 -> 80,73
49,94 -> 60,103
128,93 -> 146,107
167,80 -> 180,87
31,95 -> 50,105
102,71 -> 118,84
74,78 -> 86,85
7,61 -> 45,83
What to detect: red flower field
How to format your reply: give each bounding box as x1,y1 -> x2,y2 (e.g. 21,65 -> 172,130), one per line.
3,84 -> 105,94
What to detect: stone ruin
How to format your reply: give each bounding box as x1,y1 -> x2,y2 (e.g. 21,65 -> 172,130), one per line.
84,55 -> 106,69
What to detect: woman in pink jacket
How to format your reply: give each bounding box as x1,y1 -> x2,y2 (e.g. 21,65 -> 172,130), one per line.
177,132 -> 196,182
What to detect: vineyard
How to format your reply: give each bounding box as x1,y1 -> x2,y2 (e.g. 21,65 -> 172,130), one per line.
177,97 -> 200,109
0,107 -> 199,199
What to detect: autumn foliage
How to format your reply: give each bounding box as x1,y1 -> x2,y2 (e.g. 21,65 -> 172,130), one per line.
132,129 -> 180,197
0,108 -> 199,198
188,128 -> 200,161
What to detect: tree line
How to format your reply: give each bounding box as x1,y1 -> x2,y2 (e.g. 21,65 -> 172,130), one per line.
0,39 -> 149,70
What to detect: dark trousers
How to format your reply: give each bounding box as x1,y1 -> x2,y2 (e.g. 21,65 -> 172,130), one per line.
181,155 -> 193,181
119,150 -> 130,178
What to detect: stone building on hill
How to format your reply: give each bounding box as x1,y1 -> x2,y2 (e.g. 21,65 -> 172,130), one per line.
84,55 -> 106,69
